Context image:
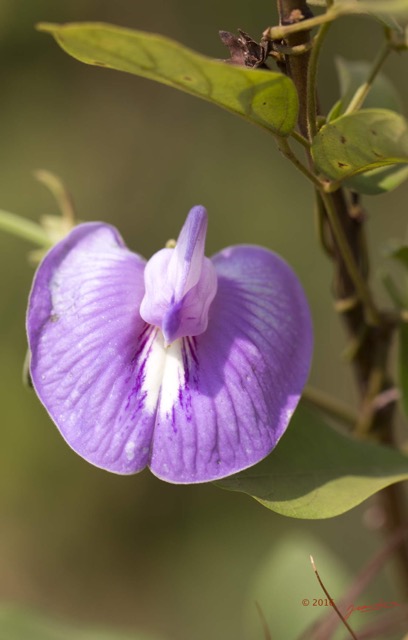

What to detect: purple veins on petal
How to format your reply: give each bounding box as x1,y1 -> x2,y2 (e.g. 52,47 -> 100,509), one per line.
27,206 -> 313,484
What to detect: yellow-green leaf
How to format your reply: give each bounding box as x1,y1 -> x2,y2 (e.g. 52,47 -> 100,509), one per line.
217,407 -> 408,519
312,109 -> 408,193
38,22 -> 298,136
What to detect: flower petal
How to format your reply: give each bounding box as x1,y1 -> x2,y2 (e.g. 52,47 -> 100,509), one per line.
168,204 -> 208,299
27,223 -> 156,474
27,221 -> 313,485
149,245 -> 313,483
140,206 -> 218,344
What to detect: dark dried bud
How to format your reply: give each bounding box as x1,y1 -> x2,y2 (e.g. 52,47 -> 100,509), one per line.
219,29 -> 271,69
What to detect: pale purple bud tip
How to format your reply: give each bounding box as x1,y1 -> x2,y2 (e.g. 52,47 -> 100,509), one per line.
140,206 -> 218,344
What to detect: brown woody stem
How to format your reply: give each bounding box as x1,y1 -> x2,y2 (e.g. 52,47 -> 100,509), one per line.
277,0 -> 408,594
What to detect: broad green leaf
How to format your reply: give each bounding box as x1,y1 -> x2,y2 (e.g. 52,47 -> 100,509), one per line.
217,407 -> 408,519
399,322 -> 408,418
335,57 -> 402,115
0,606 -> 164,640
38,22 -> 298,136
312,109 -> 408,193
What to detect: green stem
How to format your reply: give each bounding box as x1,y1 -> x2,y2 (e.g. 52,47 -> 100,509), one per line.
314,190 -> 334,257
267,10 -> 335,40
302,385 -> 358,426
267,1 -> 408,40
290,129 -> 311,149
277,137 -> 380,326
306,21 -> 332,139
319,191 -> 381,326
34,169 -> 76,226
276,137 -> 322,188
0,209 -> 51,247
343,41 -> 392,114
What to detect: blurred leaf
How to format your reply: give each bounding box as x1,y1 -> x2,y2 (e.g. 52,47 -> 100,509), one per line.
400,322 -> 408,418
0,606 -> 164,640
312,109 -> 408,193
38,22 -> 298,137
334,0 -> 408,27
217,407 -> 408,519
335,57 -> 402,115
327,58 -> 404,192
381,271 -> 408,309
310,0 -> 408,15
0,209 -> 51,247
269,1 -> 406,41
244,531 -> 353,640
388,243 -> 408,269
388,243 -> 408,418
346,164 -> 408,195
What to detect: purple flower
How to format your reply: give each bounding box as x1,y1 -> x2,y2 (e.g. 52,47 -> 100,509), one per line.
27,206 -> 312,483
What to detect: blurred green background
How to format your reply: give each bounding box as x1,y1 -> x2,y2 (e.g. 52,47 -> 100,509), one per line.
1,1 -> 408,639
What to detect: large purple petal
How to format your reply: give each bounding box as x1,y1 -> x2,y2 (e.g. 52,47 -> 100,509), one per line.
27,221 -> 313,484
149,245 -> 313,483
27,223 -> 156,474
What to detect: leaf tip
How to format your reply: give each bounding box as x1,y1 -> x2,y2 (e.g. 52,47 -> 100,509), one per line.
36,22 -> 60,34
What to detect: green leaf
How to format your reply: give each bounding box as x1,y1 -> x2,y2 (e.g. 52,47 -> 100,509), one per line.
335,57 -> 402,115
326,57 -> 402,126
0,606 -> 164,640
38,22 -> 298,137
334,0 -> 408,29
388,243 -> 408,270
327,100 -> 343,122
383,243 -> 408,306
269,1 -> 406,42
346,164 -> 408,195
312,109 -> 408,194
399,322 -> 408,418
387,245 -> 408,416
217,407 -> 408,519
